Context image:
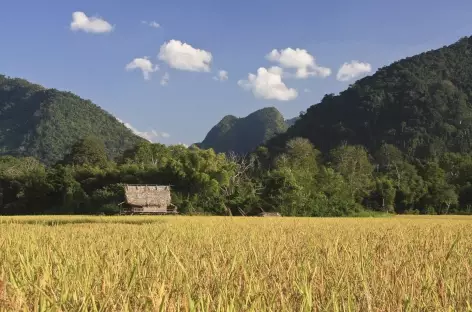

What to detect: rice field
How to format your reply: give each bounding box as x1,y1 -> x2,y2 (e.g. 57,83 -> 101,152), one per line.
0,215 -> 471,311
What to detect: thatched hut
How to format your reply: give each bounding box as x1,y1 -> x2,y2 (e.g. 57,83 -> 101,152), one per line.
122,184 -> 178,214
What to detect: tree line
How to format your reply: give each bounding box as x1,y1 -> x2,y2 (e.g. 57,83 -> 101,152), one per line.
1,136 -> 472,216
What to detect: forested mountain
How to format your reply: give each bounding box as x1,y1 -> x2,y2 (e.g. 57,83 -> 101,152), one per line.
198,107 -> 296,154
0,75 -> 143,164
5,37 -> 472,217
269,36 -> 472,160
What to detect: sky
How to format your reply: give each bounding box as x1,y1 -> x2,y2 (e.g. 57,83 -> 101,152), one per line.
1,0 -> 472,146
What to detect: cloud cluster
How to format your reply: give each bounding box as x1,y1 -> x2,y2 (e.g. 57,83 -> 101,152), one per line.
238,47 -> 334,101
142,20 -> 160,28
124,39 -> 215,82
158,40 -> 212,72
266,48 -> 331,79
238,66 -> 298,101
336,61 -> 372,82
70,12 -> 113,34
117,118 -> 169,142
70,10 -> 374,104
125,57 -> 159,80
213,70 -> 228,82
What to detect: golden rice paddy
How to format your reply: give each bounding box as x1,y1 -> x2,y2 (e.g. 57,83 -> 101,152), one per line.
0,215 -> 471,311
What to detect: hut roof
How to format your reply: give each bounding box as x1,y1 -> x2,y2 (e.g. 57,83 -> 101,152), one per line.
124,184 -> 171,207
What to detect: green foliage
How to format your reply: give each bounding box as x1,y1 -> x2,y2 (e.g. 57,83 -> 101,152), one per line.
373,177 -> 396,212
404,209 -> 420,215
62,137 -> 109,167
419,162 -> 458,214
0,156 -> 52,214
269,36 -> 472,160
0,75 -> 143,164
4,37 -> 472,216
329,145 -> 374,201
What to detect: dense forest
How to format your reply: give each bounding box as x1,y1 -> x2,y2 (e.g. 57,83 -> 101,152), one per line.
198,107 -> 297,154
270,36 -> 472,159
3,36 -> 472,216
0,75 -> 143,164
2,136 -> 472,216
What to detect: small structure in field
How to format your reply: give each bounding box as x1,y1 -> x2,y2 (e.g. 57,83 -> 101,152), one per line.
121,184 -> 178,215
258,212 -> 282,217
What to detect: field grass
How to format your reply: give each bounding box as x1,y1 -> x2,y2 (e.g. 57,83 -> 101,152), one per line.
0,215 -> 471,311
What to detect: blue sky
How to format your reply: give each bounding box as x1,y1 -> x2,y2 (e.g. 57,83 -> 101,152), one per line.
1,0 -> 471,145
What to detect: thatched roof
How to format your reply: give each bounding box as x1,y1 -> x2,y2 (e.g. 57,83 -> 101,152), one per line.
124,184 -> 171,207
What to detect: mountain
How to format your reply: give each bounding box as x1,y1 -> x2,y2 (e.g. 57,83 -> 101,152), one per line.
285,116 -> 300,127
269,36 -> 472,160
198,107 -> 289,154
0,75 -> 143,164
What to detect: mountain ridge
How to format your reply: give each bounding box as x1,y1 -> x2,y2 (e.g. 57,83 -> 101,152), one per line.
198,107 -> 293,154
267,36 -> 472,159
0,74 -> 144,164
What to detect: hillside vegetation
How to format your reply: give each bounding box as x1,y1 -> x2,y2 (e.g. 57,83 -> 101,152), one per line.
4,38 -> 472,216
0,75 -> 143,164
269,36 -> 472,160
198,107 -> 290,154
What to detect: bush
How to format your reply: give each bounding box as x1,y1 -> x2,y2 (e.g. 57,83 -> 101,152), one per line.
98,204 -> 121,215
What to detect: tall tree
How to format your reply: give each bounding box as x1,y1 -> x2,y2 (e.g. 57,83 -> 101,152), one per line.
329,145 -> 374,201
62,137 -> 109,167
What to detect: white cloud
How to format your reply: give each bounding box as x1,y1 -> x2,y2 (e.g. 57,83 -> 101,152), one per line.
142,20 -> 160,28
238,66 -> 298,101
304,88 -> 311,93
70,12 -> 113,34
116,118 -> 169,142
266,48 -> 331,79
125,57 -> 159,80
213,70 -> 228,81
160,72 -> 170,86
336,61 -> 372,82
158,40 -> 212,72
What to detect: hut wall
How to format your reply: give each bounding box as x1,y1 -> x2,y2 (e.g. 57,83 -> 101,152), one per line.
125,185 -> 171,208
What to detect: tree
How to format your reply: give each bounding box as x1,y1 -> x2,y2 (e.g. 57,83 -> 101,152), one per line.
315,167 -> 360,216
261,168 -> 306,216
120,141 -> 170,168
374,176 -> 396,212
375,144 -> 404,172
0,156 -> 52,214
329,145 -> 374,201
62,137 -> 109,167
435,185 -> 458,214
391,162 -> 426,212
275,138 -> 320,192
420,162 -> 458,214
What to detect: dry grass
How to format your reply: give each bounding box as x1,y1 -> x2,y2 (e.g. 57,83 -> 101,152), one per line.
0,215 -> 471,311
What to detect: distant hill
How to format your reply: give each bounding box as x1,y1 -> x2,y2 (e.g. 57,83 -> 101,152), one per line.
285,116 -> 300,127
198,107 -> 290,154
0,75 -> 143,164
269,36 -> 472,160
